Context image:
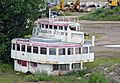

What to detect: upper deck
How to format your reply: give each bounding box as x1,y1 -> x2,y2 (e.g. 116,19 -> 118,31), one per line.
33,17 -> 84,44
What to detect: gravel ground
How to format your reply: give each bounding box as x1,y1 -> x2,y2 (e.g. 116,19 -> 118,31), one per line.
81,22 -> 120,58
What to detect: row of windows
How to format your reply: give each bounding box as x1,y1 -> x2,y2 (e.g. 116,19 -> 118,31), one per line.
53,63 -> 80,70
12,43 -> 90,55
17,60 -> 80,70
17,60 -> 37,67
40,24 -> 67,31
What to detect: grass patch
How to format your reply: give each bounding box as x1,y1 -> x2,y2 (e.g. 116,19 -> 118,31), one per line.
88,72 -> 109,83
85,57 -> 120,69
79,7 -> 120,21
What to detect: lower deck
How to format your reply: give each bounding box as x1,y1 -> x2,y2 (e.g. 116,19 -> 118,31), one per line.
14,59 -> 87,75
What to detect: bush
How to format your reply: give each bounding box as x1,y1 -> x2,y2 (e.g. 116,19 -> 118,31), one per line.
25,73 -> 55,82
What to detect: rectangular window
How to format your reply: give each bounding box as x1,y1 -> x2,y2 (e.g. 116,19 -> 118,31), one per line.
64,26 -> 67,30
60,64 -> 69,70
42,24 -> 44,28
54,25 -> 57,29
33,46 -> 38,54
90,47 -> 93,53
59,48 -> 65,55
53,64 -> 59,70
12,43 -> 15,50
17,44 -> 20,51
31,62 -> 37,67
17,60 -> 27,67
17,60 -> 21,64
27,46 -> 31,53
21,60 -> 27,67
46,24 -> 48,28
49,48 -> 56,55
21,45 -> 25,52
49,25 -> 52,29
41,47 -> 47,55
59,26 -> 63,30
72,63 -> 80,69
75,47 -> 81,54
68,48 -> 73,55
83,47 -> 88,53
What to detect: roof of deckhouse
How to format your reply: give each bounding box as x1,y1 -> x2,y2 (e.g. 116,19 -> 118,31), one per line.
35,19 -> 77,26
13,38 -> 81,48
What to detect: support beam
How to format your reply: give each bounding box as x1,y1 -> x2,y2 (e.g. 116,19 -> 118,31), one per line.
69,63 -> 72,70
80,62 -> 83,70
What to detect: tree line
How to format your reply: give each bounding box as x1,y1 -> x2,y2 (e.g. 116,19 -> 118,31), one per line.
0,0 -> 45,63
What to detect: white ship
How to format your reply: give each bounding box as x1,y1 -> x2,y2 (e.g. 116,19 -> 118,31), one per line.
11,11 -> 95,75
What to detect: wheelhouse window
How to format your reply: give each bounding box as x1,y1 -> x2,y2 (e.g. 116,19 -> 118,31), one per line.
27,46 -> 31,53
33,46 -> 38,54
17,44 -> 20,51
59,26 -> 63,30
83,47 -> 88,53
49,25 -> 52,29
41,47 -> 47,55
21,45 -> 25,52
75,47 -> 81,54
69,25 -> 76,31
68,48 -> 73,55
49,48 -> 56,55
90,47 -> 93,53
54,25 -> 57,29
59,48 -> 65,55
45,24 -> 48,29
64,26 -> 67,30
12,43 -> 15,50
31,62 -> 37,67
42,24 -> 44,28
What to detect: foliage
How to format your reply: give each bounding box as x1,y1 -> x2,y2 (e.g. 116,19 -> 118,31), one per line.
0,0 -> 45,63
88,72 -> 109,83
79,7 -> 120,21
0,64 -> 13,73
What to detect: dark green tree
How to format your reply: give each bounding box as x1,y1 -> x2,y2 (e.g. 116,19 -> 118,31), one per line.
0,0 -> 46,63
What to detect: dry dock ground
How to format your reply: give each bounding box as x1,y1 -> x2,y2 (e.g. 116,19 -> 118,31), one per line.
81,21 -> 120,58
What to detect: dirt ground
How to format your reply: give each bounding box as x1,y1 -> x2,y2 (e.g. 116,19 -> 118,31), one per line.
80,21 -> 120,58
